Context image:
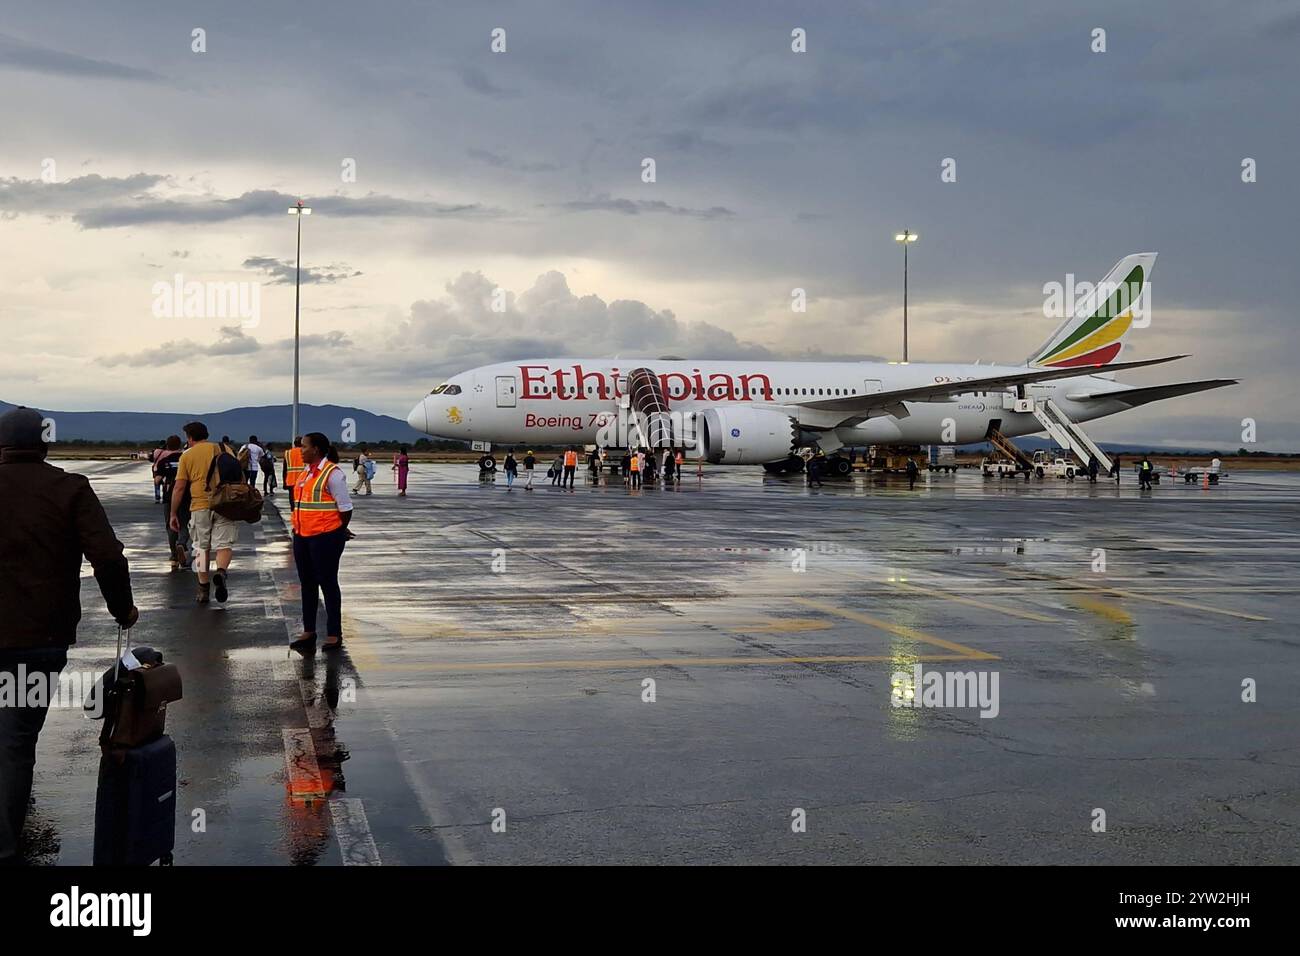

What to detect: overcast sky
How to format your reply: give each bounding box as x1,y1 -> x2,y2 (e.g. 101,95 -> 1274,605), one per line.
1,1 -> 1297,447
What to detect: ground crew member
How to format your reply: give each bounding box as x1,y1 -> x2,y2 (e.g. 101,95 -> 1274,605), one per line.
288,432 -> 353,654
562,446 -> 578,490
283,436 -> 306,510
807,451 -> 825,488
629,448 -> 642,489
1139,456 -> 1154,490
906,456 -> 919,489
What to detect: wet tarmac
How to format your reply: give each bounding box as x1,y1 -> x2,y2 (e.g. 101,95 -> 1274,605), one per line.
28,460 -> 1300,864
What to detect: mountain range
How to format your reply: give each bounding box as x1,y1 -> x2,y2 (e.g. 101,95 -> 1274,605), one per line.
0,400 -> 428,444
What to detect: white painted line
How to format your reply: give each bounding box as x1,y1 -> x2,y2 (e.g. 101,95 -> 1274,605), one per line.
299,678 -> 330,729
271,660 -> 297,682
281,727 -> 327,800
329,798 -> 383,866
263,597 -> 284,619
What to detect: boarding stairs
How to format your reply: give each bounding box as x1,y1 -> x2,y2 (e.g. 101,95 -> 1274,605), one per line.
1031,399 -> 1112,474
622,367 -> 675,449
986,426 -> 1035,472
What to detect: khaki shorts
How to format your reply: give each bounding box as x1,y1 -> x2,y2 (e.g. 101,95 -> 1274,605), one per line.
189,508 -> 239,551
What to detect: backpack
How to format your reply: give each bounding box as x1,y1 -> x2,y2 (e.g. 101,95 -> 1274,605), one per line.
364,459 -> 377,480
206,444 -> 263,523
237,446 -> 251,469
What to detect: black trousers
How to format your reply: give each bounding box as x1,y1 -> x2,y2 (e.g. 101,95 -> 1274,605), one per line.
563,465 -> 576,488
293,527 -> 348,637
0,648 -> 67,862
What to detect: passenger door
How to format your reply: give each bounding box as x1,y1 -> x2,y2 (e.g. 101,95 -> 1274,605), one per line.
495,375 -> 517,408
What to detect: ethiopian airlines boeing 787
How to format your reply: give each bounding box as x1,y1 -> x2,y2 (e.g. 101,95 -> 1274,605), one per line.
405,253 -> 1235,470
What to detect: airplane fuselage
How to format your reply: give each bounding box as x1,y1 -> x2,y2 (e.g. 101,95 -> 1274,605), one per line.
407,359 -> 1139,454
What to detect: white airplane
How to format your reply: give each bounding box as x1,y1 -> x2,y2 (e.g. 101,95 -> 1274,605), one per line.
405,253 -> 1235,473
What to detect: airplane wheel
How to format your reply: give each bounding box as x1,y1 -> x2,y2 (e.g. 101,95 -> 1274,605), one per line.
1066,468 -> 1074,479
832,457 -> 852,478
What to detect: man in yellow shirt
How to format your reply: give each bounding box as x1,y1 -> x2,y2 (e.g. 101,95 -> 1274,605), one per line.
169,421 -> 239,605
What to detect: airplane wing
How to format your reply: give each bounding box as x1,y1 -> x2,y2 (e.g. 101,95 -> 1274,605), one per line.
787,355 -> 1189,427
1065,379 -> 1237,408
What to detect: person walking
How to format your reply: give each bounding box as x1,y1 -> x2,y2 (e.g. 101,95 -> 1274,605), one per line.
287,433 -> 353,655
523,450 -> 537,490
150,440 -> 166,502
1139,456 -> 1155,490
239,435 -> 264,488
562,446 -> 578,490
394,445 -> 410,496
674,447 -> 685,484
1110,454 -> 1122,483
906,456 -> 919,490
551,452 -> 564,487
588,448 -> 601,484
620,449 -> 631,484
808,451 -> 825,488
156,435 -> 188,570
352,445 -> 374,496
504,450 -> 518,490
170,422 -> 240,605
0,407 -> 137,865
261,443 -> 277,496
283,437 -> 306,511
1087,454 -> 1100,484
662,448 -> 674,486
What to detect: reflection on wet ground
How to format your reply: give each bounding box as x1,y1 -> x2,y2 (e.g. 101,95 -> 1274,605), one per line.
28,461 -> 1300,864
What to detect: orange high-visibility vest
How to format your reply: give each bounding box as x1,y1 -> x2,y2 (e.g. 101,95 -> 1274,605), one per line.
285,446 -> 306,488
292,461 -> 344,537
629,454 -> 641,472
564,450 -> 577,467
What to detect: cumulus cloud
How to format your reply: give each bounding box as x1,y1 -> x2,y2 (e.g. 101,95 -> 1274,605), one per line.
387,270 -> 773,378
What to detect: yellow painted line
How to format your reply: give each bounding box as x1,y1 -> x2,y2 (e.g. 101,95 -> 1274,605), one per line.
1069,594 -> 1133,625
1010,572 -> 1270,622
361,653 -> 983,674
789,597 -> 998,660
882,578 -> 1060,623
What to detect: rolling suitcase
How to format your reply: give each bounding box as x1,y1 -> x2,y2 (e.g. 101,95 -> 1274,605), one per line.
93,735 -> 177,866
91,628 -> 182,866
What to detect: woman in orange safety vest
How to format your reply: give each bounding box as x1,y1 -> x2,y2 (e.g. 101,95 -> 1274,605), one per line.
288,432 -> 354,654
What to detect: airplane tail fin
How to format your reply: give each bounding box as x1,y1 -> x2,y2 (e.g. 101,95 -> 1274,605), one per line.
1027,253 -> 1157,368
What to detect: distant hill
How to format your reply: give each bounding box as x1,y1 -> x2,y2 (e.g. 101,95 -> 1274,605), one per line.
0,400 -> 428,444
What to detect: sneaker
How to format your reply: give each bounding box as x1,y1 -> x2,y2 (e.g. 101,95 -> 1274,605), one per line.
197,581 -> 211,604
213,569 -> 229,603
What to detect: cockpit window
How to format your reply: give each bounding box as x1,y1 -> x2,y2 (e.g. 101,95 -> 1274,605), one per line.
444,384 -> 462,395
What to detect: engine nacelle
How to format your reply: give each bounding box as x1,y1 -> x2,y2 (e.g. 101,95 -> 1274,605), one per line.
699,406 -> 799,464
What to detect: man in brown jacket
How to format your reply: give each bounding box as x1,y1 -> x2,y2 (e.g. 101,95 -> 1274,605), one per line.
0,406 -> 137,865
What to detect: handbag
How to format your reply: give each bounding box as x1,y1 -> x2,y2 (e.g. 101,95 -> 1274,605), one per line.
100,628 -> 183,752
206,446 -> 264,523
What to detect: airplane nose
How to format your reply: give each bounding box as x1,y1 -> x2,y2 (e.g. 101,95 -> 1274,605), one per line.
407,400 -> 428,433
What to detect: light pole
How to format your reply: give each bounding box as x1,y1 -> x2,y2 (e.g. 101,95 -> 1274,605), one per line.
894,229 -> 918,363
287,200 -> 312,442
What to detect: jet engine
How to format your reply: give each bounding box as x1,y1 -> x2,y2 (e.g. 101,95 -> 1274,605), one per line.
699,406 -> 799,464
